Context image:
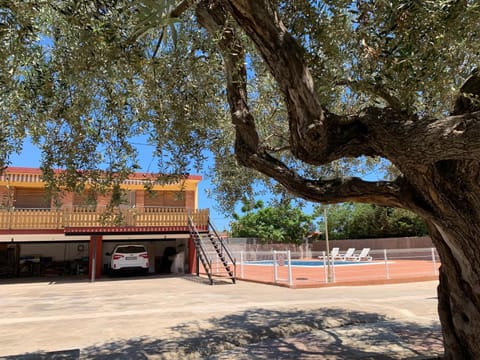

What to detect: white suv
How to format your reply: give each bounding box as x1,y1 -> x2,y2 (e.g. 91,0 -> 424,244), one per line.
108,244 -> 149,275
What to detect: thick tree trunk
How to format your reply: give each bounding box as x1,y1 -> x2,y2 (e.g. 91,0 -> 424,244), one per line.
196,2 -> 480,358
407,161 -> 480,359
429,224 -> 480,359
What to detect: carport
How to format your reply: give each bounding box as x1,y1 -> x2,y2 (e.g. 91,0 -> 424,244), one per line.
0,233 -> 90,278
0,231 -> 195,281
64,226 -> 197,280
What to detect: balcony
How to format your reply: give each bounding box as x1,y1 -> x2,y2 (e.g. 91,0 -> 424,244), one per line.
0,207 -> 209,234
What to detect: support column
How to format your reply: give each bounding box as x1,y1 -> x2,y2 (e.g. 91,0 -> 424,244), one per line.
188,236 -> 197,274
88,234 -> 103,280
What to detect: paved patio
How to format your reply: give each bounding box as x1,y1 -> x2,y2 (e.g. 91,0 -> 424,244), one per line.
0,275 -> 443,359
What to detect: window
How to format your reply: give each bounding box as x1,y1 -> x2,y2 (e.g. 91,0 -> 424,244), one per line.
14,188 -> 50,209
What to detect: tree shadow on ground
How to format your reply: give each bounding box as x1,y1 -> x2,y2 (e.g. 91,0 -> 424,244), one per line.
4,308 -> 443,360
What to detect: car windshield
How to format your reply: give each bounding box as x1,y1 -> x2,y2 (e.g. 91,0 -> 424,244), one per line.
115,246 -> 146,254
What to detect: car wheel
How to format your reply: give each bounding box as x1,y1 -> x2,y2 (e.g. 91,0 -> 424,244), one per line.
110,269 -> 119,277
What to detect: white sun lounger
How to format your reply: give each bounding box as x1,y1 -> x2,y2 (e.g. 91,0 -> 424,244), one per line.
330,247 -> 340,259
318,247 -> 343,260
340,247 -> 356,260
351,248 -> 373,262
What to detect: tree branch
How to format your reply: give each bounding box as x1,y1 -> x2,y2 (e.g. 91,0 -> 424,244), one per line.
222,1 -> 324,153
195,1 -> 408,208
196,1 -> 260,154
421,111 -> 480,161
452,70 -> 480,115
199,0 -> 379,162
223,0 -> 382,164
196,0 -> 480,213
170,0 -> 196,18
243,150 -> 406,207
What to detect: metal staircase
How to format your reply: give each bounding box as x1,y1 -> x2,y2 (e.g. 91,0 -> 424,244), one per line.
188,216 -> 236,285
207,219 -> 236,283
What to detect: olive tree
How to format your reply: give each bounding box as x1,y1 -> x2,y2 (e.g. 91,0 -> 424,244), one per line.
1,1 -> 480,358
320,203 -> 428,240
230,199 -> 315,244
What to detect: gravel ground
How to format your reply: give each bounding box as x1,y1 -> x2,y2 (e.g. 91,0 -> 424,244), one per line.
0,277 -> 443,359
5,308 -> 442,359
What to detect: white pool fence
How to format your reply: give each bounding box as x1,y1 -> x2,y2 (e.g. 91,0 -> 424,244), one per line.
205,247 -> 440,286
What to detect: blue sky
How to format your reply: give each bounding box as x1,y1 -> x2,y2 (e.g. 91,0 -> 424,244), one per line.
9,139 -> 234,231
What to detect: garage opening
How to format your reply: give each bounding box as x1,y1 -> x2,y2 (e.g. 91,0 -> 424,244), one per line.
0,237 -> 190,280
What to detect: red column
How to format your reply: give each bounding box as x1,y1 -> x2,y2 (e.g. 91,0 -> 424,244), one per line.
88,234 -> 103,279
188,236 -> 197,274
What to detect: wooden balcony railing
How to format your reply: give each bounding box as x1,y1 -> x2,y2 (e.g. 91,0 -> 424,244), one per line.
0,207 -> 209,232
0,209 -> 63,230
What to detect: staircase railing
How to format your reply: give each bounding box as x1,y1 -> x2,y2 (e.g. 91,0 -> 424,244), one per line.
208,219 -> 236,284
187,215 -> 213,285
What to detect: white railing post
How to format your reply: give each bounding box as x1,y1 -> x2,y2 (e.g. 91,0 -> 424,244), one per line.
431,247 -> 438,276
331,257 -> 336,282
384,249 -> 390,280
273,250 -> 278,284
287,250 -> 293,286
240,251 -> 244,279
322,251 -> 327,283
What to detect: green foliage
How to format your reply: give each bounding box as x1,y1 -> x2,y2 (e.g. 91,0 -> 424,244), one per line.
0,1 -> 478,211
230,199 -> 315,245
0,1 -> 225,197
318,203 -> 428,240
278,0 -> 479,115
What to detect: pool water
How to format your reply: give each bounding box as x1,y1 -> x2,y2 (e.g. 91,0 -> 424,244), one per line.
245,260 -> 371,267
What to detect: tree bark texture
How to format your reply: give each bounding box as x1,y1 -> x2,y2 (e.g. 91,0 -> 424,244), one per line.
196,1 -> 480,358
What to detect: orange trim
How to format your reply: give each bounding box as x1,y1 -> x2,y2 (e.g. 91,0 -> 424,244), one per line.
4,167 -> 49,174
0,229 -> 64,235
4,167 -> 202,181
64,225 -> 208,235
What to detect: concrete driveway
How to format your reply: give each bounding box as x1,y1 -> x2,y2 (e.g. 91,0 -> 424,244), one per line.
0,275 -> 443,359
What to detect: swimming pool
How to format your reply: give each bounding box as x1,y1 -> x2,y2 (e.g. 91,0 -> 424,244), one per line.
244,260 -> 373,267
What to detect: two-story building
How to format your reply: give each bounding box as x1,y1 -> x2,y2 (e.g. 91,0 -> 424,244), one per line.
0,167 -> 215,280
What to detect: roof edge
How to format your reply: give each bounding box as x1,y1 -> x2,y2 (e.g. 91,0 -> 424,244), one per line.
3,166 -> 202,181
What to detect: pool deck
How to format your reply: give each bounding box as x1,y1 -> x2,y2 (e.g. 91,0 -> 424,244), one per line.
232,259 -> 440,288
